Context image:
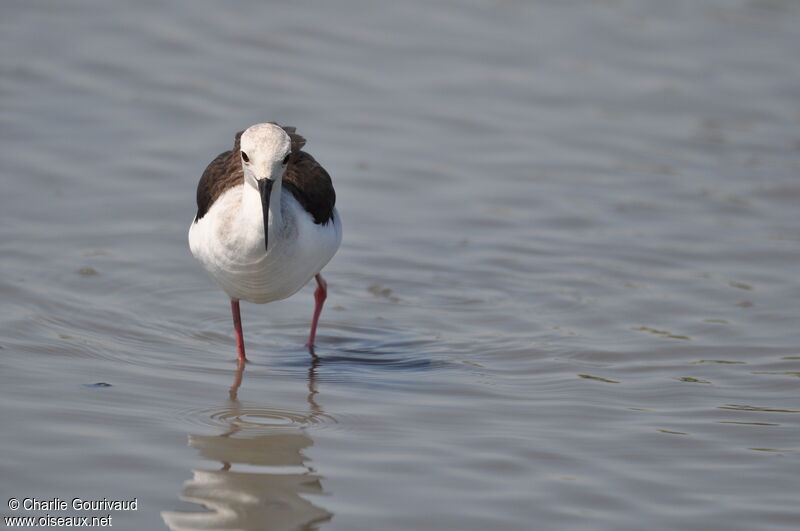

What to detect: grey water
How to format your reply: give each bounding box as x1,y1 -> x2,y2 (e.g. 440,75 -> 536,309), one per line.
1,1 -> 799,529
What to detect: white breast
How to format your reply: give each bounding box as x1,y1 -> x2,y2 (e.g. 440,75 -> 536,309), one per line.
189,184 -> 342,304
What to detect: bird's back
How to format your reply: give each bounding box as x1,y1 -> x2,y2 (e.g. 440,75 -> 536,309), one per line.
194,125 -> 334,226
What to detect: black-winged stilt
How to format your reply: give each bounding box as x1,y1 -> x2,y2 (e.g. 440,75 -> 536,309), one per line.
189,123 -> 341,363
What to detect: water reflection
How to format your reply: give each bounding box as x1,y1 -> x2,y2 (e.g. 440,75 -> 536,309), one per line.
162,357 -> 332,530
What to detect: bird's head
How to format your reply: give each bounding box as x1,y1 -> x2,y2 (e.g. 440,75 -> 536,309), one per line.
239,123 -> 292,188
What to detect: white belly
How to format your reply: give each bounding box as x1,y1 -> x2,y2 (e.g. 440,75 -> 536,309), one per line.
188,184 -> 342,304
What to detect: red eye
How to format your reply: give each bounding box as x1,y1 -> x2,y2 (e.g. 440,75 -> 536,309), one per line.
241,151 -> 250,163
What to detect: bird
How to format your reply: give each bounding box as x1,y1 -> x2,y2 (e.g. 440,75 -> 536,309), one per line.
189,123 -> 342,363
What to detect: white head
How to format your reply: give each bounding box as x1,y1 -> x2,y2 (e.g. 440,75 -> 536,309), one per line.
239,123 -> 292,187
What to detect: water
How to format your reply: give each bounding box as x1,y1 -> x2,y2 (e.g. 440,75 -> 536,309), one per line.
1,1 -> 799,529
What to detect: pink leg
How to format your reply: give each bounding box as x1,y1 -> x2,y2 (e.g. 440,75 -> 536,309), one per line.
231,299 -> 247,363
308,274 -> 328,347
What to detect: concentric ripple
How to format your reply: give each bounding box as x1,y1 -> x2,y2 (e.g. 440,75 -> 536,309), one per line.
176,402 -> 341,435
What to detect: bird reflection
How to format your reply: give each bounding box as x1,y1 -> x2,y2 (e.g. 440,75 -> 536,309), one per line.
162,355 -> 332,530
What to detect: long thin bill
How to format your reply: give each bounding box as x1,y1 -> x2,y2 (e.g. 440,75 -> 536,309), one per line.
258,178 -> 274,251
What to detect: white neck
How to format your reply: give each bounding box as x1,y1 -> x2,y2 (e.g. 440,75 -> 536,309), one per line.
239,178 -> 284,252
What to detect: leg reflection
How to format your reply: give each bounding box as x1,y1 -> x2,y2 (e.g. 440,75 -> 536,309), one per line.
162,357 -> 333,530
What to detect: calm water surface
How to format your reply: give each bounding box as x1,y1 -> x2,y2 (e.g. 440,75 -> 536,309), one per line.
1,1 -> 799,529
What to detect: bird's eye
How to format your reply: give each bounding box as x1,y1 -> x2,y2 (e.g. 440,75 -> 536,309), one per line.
241,151 -> 250,163
282,153 -> 291,165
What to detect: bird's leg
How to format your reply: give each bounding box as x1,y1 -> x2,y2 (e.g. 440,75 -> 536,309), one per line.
230,299 -> 247,363
308,274 -> 328,348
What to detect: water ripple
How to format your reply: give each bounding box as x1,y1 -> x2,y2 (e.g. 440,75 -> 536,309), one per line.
175,403 -> 342,435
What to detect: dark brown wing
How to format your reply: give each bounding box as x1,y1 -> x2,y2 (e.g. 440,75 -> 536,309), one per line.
278,124 -> 335,225
283,150 -> 336,225
194,131 -> 244,222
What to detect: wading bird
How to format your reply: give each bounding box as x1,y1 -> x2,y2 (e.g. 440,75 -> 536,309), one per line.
189,123 -> 341,363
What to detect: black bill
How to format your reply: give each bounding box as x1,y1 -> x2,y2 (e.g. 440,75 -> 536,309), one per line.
258,178 -> 275,251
